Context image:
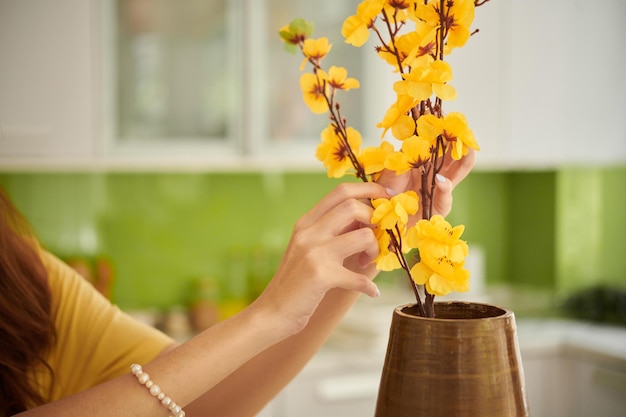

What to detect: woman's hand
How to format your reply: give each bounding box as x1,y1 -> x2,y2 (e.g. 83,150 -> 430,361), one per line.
251,182 -> 390,339
377,149 -> 476,220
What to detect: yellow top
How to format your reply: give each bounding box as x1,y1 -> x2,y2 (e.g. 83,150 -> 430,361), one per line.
35,250 -> 174,402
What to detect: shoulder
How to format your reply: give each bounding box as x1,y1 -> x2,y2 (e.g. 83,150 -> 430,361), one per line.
38,249 -> 175,399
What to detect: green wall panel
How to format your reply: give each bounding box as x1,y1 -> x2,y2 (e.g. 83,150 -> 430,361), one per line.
1,166 -> 624,311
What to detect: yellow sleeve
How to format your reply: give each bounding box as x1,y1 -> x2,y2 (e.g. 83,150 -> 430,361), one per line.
39,250 -> 174,401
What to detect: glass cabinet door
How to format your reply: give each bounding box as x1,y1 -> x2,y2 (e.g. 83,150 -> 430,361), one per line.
261,0 -> 368,156
105,0 -> 378,163
106,0 -> 239,157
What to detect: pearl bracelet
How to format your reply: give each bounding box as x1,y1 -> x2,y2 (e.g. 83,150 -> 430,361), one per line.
130,364 -> 185,417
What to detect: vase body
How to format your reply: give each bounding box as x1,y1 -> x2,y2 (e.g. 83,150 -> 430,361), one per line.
375,301 -> 529,416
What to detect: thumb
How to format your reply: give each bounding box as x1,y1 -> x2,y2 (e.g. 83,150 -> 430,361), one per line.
433,174 -> 453,216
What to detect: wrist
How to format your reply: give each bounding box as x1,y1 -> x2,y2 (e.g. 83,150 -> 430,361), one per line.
244,296 -> 305,342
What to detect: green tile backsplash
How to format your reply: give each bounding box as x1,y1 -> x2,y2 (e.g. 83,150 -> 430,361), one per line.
1,167 -> 624,311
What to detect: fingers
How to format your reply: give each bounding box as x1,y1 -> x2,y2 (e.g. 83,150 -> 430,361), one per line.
339,269 -> 380,298
299,182 -> 390,229
329,227 -> 380,297
441,149 -> 476,187
375,169 -> 410,196
433,151 -> 475,216
433,174 -> 453,217
316,197 -> 376,237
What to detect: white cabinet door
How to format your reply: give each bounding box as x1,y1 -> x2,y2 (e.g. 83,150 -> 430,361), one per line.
522,352 -> 572,417
450,0 -> 626,168
568,357 -> 626,417
280,371 -> 380,417
0,0 -> 98,164
506,0 -> 626,166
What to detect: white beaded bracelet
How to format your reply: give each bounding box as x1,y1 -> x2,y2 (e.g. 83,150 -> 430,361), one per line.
130,364 -> 186,417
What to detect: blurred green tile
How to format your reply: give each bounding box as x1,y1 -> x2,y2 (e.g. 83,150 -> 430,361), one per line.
1,166 -> 624,311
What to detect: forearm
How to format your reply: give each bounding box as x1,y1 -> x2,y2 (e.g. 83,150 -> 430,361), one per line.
185,286 -> 364,416
16,307 -> 282,417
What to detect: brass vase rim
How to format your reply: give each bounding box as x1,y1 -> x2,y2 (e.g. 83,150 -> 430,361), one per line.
394,301 -> 514,322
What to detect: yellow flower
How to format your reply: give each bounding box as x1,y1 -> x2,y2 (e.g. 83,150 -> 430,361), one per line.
402,20 -> 438,69
315,125 -> 362,178
301,38 -> 332,70
373,227 -> 403,271
302,37 -> 332,60
384,135 -> 432,174
360,140 -> 395,175
406,215 -> 468,263
319,66 -> 360,91
406,215 -> 470,296
371,191 -> 419,230
417,113 -> 480,160
391,114 -> 416,140
377,94 -> 416,138
415,0 -> 475,53
445,0 -> 475,51
299,73 -> 328,114
394,59 -> 456,101
410,255 -> 470,296
342,0 -> 385,47
377,12 -> 436,72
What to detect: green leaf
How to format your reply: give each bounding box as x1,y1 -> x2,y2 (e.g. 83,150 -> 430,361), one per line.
283,42 -> 298,54
289,18 -> 314,38
278,29 -> 293,42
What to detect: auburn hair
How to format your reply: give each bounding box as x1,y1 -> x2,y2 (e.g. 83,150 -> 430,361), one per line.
0,189 -> 55,414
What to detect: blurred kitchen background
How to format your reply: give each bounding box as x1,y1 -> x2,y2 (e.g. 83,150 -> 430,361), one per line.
1,1 -> 625,416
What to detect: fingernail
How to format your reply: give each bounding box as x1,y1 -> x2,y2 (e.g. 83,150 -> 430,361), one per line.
436,174 -> 447,183
385,187 -> 398,196
374,287 -> 381,298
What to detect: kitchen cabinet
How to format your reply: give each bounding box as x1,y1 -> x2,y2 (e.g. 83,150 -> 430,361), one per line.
449,0 -> 626,168
524,347 -> 626,417
0,0 -> 99,164
565,351 -> 626,417
100,0 -> 385,170
256,351 -> 383,417
1,1 -> 624,170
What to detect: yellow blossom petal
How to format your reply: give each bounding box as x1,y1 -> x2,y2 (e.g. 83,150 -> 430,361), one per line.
376,94 -> 416,138
342,0 -> 384,47
300,73 -> 328,114
397,59 -> 456,102
342,15 -> 370,47
371,191 -> 419,230
432,83 -> 457,101
391,115 -> 416,140
326,66 -> 360,91
410,255 -> 470,296
302,37 -> 332,60
406,215 -> 469,264
360,141 -> 395,175
416,114 -> 443,143
414,0 -> 475,53
315,125 -> 362,178
373,228 -> 402,271
384,135 -> 431,174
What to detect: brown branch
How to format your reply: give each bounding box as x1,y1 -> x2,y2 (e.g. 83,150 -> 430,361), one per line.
380,8 -> 406,75
388,227 -> 426,316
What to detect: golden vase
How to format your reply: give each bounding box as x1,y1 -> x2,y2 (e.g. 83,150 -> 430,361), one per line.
374,301 -> 530,416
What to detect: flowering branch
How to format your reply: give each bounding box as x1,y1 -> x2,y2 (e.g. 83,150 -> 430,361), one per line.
280,0 -> 487,317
